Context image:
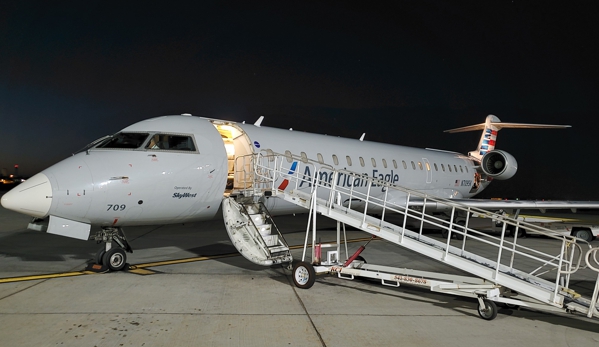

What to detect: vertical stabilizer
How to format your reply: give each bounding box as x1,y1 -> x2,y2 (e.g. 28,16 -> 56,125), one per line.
474,115 -> 501,159
444,115 -> 570,160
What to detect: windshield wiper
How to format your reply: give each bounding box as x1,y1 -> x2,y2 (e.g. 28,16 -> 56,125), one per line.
73,135 -> 113,155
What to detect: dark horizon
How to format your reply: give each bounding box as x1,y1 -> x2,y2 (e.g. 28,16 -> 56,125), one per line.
2,2 -> 598,200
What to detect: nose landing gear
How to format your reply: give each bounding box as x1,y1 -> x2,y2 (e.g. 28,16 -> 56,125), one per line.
91,227 -> 133,272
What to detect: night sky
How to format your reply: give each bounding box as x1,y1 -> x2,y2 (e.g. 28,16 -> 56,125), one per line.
1,2 -> 598,200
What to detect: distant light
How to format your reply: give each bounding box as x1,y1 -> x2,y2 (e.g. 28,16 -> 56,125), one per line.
14,164 -> 18,168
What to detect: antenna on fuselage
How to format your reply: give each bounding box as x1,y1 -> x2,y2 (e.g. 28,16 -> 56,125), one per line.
359,133 -> 365,141
254,116 -> 264,127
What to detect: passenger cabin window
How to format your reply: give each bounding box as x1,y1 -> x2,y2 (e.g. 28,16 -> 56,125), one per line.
332,155 -> 339,166
434,163 -> 438,171
382,159 -> 388,168
454,165 -> 458,172
285,150 -> 293,163
317,153 -> 324,164
300,152 -> 308,163
448,164 -> 452,172
418,162 -> 423,170
441,164 -> 445,172
425,162 -> 431,171
266,149 -> 275,162
465,166 -> 469,173
411,161 -> 416,170
98,132 -> 149,149
359,157 -> 365,167
346,156 -> 352,166
460,166 -> 463,173
145,134 -> 195,151
371,158 -> 376,167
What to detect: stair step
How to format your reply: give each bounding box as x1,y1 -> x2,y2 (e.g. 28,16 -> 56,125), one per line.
245,205 -> 261,214
256,224 -> 272,236
268,246 -> 289,253
262,234 -> 279,247
222,197 -> 292,267
250,213 -> 266,225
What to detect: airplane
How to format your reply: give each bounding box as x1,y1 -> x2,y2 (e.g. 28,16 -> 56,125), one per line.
2,113 -> 599,271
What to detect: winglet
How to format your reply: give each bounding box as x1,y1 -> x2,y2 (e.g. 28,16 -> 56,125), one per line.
359,133 -> 365,141
254,116 -> 264,127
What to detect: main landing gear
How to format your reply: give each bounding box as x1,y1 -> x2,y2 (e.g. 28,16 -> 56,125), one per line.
92,227 -> 133,271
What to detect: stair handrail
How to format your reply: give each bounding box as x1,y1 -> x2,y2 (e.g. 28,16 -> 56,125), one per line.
252,151 -> 592,296
235,200 -> 273,257
255,200 -> 291,251
587,247 -> 599,273
584,247 -> 599,318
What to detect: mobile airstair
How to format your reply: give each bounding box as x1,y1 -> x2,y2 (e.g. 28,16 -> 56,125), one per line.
222,193 -> 293,266
225,151 -> 599,320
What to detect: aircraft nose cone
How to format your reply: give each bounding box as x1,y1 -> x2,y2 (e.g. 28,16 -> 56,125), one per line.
1,173 -> 52,218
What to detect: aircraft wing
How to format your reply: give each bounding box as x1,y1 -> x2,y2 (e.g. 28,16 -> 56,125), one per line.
380,190 -> 599,212
443,199 -> 599,212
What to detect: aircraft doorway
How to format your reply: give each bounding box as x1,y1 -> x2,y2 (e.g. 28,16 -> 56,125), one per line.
211,121 -> 254,192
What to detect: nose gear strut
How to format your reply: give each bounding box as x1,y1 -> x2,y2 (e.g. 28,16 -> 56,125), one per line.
88,227 -> 133,272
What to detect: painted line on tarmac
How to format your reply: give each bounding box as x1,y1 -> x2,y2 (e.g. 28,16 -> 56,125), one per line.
0,271 -> 97,284
128,236 -> 376,274
132,252 -> 240,268
0,236 -> 379,282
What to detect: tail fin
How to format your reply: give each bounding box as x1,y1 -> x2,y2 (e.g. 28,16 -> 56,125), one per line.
445,115 -> 571,160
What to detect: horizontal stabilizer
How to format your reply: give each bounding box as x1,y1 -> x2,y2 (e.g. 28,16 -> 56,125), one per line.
445,121 -> 570,133
445,115 -> 570,160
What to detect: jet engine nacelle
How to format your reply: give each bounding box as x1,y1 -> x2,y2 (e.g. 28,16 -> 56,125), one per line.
481,150 -> 517,180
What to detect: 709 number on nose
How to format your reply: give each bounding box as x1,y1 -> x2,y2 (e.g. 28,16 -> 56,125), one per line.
107,204 -> 126,211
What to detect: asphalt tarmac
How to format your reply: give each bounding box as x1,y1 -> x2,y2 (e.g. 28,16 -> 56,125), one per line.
1,192 -> 598,346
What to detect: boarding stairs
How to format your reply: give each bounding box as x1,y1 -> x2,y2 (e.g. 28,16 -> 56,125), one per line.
231,151 -> 599,319
222,194 -> 292,266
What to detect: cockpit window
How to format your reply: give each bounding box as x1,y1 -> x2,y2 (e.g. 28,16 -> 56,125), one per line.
96,133 -> 149,149
145,134 -> 196,151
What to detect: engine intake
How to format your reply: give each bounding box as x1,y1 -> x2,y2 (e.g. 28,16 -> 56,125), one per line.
481,150 -> 517,180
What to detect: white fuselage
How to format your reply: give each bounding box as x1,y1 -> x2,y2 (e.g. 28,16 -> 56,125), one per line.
1,115 -> 488,234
